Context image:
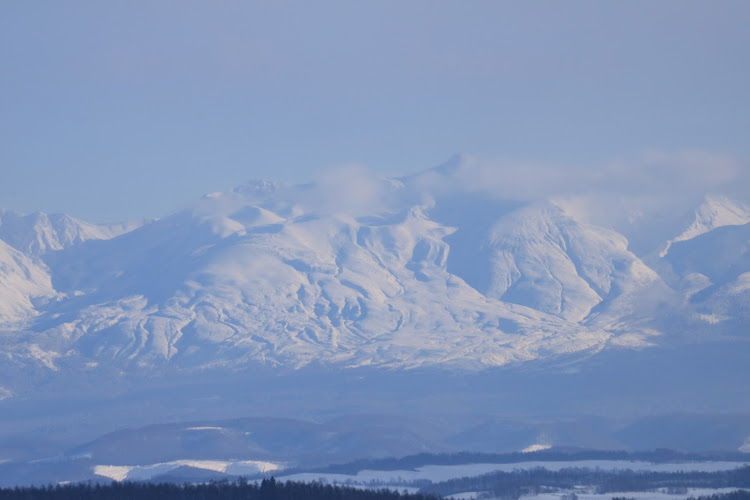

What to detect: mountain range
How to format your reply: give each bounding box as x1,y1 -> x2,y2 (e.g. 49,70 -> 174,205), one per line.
1,155 -> 749,470
2,157 -> 749,375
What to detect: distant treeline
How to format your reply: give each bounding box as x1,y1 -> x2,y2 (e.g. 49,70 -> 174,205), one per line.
613,493 -> 750,500
687,491 -> 750,500
315,449 -> 750,475
0,478 -> 438,500
419,465 -> 750,498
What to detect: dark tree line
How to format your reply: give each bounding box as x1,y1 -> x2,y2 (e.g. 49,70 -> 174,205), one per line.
687,491 -> 750,500
0,478 -> 439,500
419,465 -> 750,498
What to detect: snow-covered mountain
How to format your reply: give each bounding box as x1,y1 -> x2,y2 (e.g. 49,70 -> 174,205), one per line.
0,238 -> 56,322
0,209 -> 138,258
0,211 -> 138,324
659,196 -> 750,258
0,159 -> 748,379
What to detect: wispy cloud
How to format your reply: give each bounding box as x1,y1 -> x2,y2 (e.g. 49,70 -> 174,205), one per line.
412,151 -> 748,203
192,150 -> 749,247
295,163 -> 407,216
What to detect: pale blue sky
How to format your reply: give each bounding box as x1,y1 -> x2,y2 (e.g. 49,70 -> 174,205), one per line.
1,1 -> 749,222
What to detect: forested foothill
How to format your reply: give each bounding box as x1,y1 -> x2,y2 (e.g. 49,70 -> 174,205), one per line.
0,478 -> 438,500
419,465 -> 750,498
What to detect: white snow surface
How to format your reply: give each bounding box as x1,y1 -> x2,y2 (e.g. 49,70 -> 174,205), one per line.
523,489 -> 744,500
522,444 -> 552,453
93,459 -> 283,482
445,493 -> 483,500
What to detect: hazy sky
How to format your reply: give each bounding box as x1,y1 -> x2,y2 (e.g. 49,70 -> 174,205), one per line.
2,1 -> 749,222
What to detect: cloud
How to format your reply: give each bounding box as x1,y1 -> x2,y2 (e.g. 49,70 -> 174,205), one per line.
192,150 -> 749,248
413,151 -> 749,203
295,163 -> 407,216
600,151 -> 747,199
402,150 -> 750,253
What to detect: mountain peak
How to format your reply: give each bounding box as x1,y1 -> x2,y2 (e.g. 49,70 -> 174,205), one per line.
232,179 -> 283,196
0,209 -> 137,258
660,195 -> 750,257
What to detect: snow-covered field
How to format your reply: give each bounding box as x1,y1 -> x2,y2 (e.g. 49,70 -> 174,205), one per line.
523,488 -> 744,500
278,463 -> 749,500
277,460 -> 750,487
91,458 -> 750,485
93,459 -> 283,482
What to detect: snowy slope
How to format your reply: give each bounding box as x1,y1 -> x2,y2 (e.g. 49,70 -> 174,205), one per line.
0,239 -> 57,322
659,222 -> 750,329
0,209 -> 140,325
660,196 -> 750,257
664,222 -> 750,287
478,203 -> 663,323
0,209 -> 138,259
